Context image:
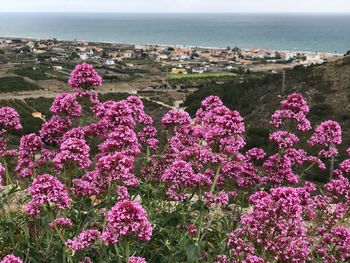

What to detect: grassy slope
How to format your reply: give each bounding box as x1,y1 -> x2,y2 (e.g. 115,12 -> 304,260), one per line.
169,72 -> 235,80
0,76 -> 40,92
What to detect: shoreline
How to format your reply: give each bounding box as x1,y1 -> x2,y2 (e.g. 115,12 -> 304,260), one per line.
0,36 -> 343,57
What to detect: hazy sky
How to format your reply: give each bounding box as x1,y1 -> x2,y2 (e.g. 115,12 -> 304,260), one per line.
1,0 -> 350,13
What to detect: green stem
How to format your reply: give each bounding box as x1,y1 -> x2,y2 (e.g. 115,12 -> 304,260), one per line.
124,240 -> 130,263
3,159 -> 12,185
196,189 -> 204,245
210,165 -> 222,193
146,145 -> 150,163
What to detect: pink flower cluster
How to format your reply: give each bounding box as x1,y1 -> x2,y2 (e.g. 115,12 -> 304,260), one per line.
309,120 -> 342,157
161,108 -> 191,129
50,92 -> 82,117
2,63 -> 350,262
68,63 -> 102,90
26,174 -> 71,216
0,255 -> 23,263
129,257 -> 147,263
270,93 -> 311,132
204,191 -> 230,207
317,227 -> 350,262
49,217 -> 73,230
40,116 -> 72,144
98,125 -> 140,157
66,229 -> 101,252
227,187 -> 311,262
102,200 -> 152,245
53,137 -> 91,170
0,107 -> 22,131
15,133 -> 43,178
269,130 -> 299,149
162,160 -> 207,200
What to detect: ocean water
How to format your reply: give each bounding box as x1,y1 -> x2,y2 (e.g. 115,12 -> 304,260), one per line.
0,13 -> 350,53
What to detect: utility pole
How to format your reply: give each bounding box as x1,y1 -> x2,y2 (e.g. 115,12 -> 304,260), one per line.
282,70 -> 286,95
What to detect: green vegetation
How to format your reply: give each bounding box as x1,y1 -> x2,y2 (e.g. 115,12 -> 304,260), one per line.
169,72 -> 235,80
0,77 -> 40,93
13,64 -> 69,82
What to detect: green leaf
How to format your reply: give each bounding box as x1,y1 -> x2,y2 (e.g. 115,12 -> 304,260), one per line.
185,241 -> 201,262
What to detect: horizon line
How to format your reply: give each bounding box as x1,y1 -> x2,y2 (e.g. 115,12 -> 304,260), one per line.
1,11 -> 350,14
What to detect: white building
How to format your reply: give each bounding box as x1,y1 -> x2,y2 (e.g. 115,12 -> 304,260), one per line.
105,59 -> 115,65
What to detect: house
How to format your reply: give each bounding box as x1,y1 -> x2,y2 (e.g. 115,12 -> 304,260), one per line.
192,68 -> 204,74
53,66 -> 63,70
105,59 -> 115,65
171,68 -> 187,74
79,53 -> 88,60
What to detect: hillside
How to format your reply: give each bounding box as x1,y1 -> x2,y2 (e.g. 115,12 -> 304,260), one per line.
183,56 -> 350,168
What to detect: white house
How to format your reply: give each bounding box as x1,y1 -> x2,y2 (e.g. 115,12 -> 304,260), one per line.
79,53 -> 88,61
105,59 -> 115,65
53,66 -> 63,70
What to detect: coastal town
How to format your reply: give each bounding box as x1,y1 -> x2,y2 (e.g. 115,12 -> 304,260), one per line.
0,37 -> 342,76
0,36 -> 346,110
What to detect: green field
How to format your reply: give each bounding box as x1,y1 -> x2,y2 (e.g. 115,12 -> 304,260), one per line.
0,76 -> 40,93
169,72 -> 235,80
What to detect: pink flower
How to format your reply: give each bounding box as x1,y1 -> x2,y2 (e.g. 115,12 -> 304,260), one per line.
72,170 -> 105,197
0,107 -> 22,131
129,257 -> 147,263
162,160 -> 207,200
138,125 -> 158,150
246,148 -> 266,161
317,227 -> 350,262
222,157 -> 260,188
49,217 -> 73,230
25,174 -> 71,216
15,133 -> 43,178
204,191 -> 229,207
187,225 -> 197,236
66,229 -> 100,252
63,127 -> 85,141
325,175 -> 350,203
68,63 -> 102,90
162,109 -> 191,129
79,257 -> 93,263
40,116 -> 72,144
97,152 -> 137,187
95,100 -> 136,132
102,200 -> 152,245
244,255 -> 265,263
308,120 -> 342,157
0,255 -> 23,263
53,137 -> 91,170
280,92 -> 309,114
270,93 -> 311,132
228,187 -> 311,262
99,125 -> 140,157
50,92 -> 82,117
309,120 -> 342,147
214,255 -> 230,263
269,130 -> 299,149
262,149 -> 307,186
117,186 -> 130,201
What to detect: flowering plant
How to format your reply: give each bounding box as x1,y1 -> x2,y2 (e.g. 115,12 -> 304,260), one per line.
0,64 -> 349,263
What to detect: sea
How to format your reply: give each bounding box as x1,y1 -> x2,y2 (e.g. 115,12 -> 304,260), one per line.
0,13 -> 350,53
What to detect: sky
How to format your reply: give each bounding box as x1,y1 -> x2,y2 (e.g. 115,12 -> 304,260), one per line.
0,0 -> 350,13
